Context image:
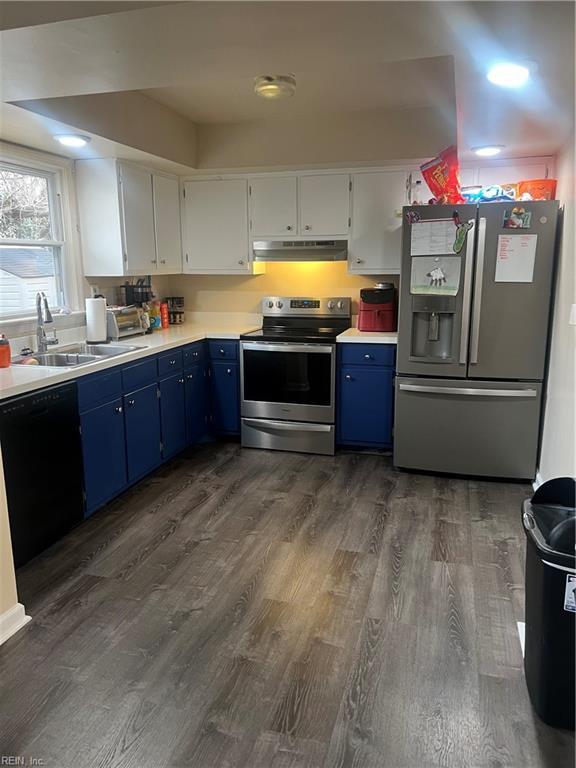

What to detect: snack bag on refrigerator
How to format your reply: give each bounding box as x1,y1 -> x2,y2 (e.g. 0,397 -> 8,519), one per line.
420,145 -> 464,204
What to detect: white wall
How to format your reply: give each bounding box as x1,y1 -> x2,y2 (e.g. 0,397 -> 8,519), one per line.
539,137 -> 576,481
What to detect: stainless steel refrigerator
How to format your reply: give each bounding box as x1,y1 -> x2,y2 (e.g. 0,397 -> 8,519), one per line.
394,200 -> 559,480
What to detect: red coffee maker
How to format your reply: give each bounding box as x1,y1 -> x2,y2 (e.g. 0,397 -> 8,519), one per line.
357,283 -> 397,332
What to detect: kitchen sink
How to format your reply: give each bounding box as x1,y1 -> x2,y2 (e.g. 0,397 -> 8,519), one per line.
14,342 -> 149,368
59,343 -> 147,357
15,353 -> 102,367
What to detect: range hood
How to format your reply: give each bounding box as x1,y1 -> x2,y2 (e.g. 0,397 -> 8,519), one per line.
253,239 -> 348,262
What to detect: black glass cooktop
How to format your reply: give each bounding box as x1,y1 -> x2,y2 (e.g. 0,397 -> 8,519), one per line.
241,327 -> 346,343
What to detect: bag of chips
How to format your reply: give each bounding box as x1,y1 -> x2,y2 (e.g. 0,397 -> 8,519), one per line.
420,145 -> 464,204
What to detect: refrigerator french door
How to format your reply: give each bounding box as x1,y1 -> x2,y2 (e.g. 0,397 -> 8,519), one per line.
395,200 -> 559,480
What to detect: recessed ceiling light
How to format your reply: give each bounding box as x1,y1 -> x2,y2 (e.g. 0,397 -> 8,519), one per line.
487,62 -> 530,88
473,145 -> 504,157
54,134 -> 91,148
254,74 -> 296,99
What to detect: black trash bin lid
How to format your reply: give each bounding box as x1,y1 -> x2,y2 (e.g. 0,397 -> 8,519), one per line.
524,477 -> 576,557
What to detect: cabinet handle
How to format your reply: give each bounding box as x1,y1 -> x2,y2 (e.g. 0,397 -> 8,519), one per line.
115,406 -> 123,413
345,374 -> 352,381
356,258 -> 363,264
150,260 -> 157,264
304,225 -> 311,231
193,352 -> 198,357
286,225 -> 293,231
364,354 -> 372,360
169,360 -> 176,365
178,378 -> 184,384
187,374 -> 193,380
238,259 -> 244,265
219,348 -> 225,354
128,399 -> 135,406
226,368 -> 232,375
160,259 -> 166,264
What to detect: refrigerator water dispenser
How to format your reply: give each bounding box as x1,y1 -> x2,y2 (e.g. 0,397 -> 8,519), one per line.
410,295 -> 456,361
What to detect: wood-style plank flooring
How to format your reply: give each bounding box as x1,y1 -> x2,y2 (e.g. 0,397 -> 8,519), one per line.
1,443 -> 574,767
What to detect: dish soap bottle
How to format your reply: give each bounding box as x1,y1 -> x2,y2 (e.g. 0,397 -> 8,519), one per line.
0,334 -> 11,368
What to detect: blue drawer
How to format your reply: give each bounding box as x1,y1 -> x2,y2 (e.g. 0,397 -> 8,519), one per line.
158,349 -> 183,377
122,357 -> 158,391
77,368 -> 123,412
339,344 -> 396,367
208,340 -> 238,361
183,341 -> 205,369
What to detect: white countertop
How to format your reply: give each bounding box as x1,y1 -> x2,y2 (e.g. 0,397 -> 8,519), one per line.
0,322 -> 259,401
336,328 -> 398,344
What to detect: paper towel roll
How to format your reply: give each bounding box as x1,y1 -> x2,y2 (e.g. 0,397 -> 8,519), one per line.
85,298 -> 107,343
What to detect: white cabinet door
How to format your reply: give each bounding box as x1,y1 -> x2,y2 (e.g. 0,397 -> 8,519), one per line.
182,180 -> 249,273
349,171 -> 406,274
119,163 -> 157,274
476,162 -> 548,187
298,174 -> 350,236
152,174 -> 182,273
250,177 -> 297,237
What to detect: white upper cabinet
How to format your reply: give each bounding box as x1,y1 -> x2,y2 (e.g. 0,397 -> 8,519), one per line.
76,159 -> 182,277
119,163 -> 157,274
298,174 -> 350,236
476,161 -> 549,187
250,177 -> 297,237
182,179 -> 250,273
152,174 -> 182,274
349,171 -> 406,275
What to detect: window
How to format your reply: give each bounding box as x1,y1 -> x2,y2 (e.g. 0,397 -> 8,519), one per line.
0,163 -> 66,317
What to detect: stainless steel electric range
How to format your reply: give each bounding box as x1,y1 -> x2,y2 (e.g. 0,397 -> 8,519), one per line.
240,296 -> 351,455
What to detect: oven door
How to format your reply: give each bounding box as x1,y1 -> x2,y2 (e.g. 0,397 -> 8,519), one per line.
240,341 -> 335,423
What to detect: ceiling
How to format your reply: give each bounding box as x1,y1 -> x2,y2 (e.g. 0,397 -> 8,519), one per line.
0,1 -> 573,168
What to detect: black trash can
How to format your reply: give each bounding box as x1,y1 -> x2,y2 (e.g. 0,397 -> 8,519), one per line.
522,477 -> 575,729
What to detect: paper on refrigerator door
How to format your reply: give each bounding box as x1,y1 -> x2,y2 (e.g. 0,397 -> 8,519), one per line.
495,234 -> 538,283
410,219 -> 456,256
410,256 -> 461,296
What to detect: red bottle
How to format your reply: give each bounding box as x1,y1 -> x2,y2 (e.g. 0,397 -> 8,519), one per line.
160,302 -> 169,329
0,334 -> 11,368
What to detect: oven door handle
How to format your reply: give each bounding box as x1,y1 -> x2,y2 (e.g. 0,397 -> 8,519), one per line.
243,419 -> 332,433
241,342 -> 334,354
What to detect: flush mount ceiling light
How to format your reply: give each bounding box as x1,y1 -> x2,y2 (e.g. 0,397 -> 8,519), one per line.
254,74 -> 296,99
473,145 -> 505,157
487,62 -> 530,88
54,134 -> 91,148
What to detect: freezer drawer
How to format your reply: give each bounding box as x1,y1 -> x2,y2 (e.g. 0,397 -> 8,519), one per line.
394,377 -> 542,480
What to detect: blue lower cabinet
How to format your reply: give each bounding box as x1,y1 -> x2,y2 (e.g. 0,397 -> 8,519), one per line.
185,364 -> 209,444
338,365 -> 394,447
159,374 -> 187,459
124,383 -> 162,482
80,398 -> 127,516
210,361 -> 240,435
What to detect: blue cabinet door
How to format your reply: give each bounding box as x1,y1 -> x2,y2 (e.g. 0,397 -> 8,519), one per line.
124,383 -> 162,482
159,374 -> 187,459
338,366 -> 394,447
80,398 -> 127,516
210,361 -> 240,435
185,364 -> 208,444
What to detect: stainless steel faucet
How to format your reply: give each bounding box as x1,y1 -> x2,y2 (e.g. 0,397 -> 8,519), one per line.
36,292 -> 58,353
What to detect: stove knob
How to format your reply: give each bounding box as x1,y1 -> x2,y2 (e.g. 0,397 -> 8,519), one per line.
327,300 -> 335,310
337,300 -> 344,310
266,300 -> 274,309
276,300 -> 284,309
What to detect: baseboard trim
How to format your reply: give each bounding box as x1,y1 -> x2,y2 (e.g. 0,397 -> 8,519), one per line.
0,603 -> 31,645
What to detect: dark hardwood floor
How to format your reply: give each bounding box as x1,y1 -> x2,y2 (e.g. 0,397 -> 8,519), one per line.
1,443 -> 573,767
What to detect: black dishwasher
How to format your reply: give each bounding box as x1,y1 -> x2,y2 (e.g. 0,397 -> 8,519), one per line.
0,382 -> 84,568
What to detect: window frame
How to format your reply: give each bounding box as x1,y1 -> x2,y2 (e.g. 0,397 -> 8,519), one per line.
0,143 -> 84,322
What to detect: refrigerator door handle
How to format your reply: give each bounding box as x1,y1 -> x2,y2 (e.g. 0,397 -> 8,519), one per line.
399,383 -> 538,398
470,217 -> 487,364
459,219 -> 476,364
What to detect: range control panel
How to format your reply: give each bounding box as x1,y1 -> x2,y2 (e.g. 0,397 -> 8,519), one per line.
262,296 -> 351,317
